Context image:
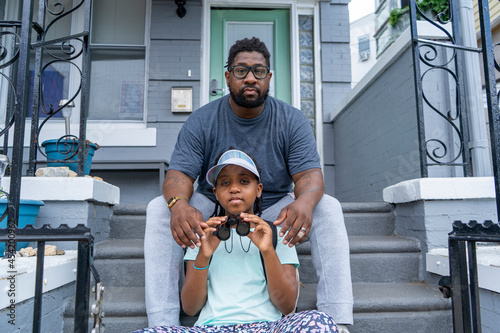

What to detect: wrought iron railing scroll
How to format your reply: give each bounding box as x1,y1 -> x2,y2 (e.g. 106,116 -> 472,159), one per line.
409,0 -> 473,177
26,0 -> 92,176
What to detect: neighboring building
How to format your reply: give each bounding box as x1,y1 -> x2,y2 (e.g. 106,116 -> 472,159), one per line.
374,0 -> 410,57
350,12 -> 377,87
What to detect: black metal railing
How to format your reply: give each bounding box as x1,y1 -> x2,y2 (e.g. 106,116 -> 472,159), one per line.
0,224 -> 104,333
409,0 -> 472,178
1,0 -> 98,332
410,0 -> 500,332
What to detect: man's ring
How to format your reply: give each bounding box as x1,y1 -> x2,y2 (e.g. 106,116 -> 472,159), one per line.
297,227 -> 307,238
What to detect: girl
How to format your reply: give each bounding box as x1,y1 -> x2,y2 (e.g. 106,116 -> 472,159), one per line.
136,149 -> 338,332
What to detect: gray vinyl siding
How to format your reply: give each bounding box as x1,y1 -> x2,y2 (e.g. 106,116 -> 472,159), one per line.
320,1 -> 351,197
332,47 -> 420,202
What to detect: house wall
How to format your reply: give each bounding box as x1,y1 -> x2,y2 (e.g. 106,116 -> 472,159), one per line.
331,44 -> 420,202
320,0 -> 352,196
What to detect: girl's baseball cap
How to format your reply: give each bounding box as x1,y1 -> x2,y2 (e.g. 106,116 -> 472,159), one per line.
206,150 -> 260,187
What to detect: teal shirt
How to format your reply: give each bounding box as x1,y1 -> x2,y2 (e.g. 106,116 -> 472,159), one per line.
184,227 -> 299,326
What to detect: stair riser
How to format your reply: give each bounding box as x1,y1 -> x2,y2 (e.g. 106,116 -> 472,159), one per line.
298,253 -> 420,284
94,259 -> 145,287
351,310 -> 452,333
344,212 -> 394,236
109,216 -> 146,239
64,317 -> 148,333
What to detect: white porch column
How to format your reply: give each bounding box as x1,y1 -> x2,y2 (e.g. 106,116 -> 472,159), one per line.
458,0 -> 492,176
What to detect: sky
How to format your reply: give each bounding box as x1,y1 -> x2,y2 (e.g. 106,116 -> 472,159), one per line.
349,0 -> 376,22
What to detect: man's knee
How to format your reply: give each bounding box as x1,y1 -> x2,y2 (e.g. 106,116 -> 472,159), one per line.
147,195 -> 168,213
314,194 -> 342,214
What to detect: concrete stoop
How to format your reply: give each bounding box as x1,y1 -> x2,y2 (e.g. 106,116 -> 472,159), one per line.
63,202 -> 452,333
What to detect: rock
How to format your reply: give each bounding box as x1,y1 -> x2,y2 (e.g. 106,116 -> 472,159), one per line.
18,247 -> 37,257
44,245 -> 57,256
17,245 -> 63,256
35,167 -> 74,177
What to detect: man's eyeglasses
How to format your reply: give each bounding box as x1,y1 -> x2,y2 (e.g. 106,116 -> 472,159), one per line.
228,65 -> 270,79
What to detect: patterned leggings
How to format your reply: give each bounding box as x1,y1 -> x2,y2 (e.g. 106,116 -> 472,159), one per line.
134,310 -> 338,333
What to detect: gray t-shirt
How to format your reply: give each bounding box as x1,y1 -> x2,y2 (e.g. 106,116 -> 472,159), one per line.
169,95 -> 321,209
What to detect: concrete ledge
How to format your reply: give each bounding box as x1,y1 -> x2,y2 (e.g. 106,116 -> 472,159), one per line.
2,177 -> 120,205
383,177 -> 495,204
0,251 -> 77,309
427,246 -> 500,294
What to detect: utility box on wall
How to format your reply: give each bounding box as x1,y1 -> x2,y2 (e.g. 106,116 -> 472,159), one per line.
171,87 -> 193,112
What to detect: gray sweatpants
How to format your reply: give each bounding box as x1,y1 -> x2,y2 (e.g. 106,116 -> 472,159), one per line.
144,192 -> 353,326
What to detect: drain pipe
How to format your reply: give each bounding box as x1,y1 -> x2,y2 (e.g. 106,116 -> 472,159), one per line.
457,0 -> 492,176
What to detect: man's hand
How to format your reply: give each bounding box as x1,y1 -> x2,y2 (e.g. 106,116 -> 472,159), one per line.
163,169 -> 208,249
170,200 -> 208,249
274,168 -> 324,247
273,199 -> 313,246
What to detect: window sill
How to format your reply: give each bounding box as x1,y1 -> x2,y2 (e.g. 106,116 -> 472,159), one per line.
3,122 -> 157,147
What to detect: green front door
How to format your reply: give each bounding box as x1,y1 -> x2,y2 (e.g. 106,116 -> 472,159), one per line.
209,8 -> 291,104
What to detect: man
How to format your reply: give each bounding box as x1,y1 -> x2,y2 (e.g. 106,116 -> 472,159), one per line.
145,37 -> 353,330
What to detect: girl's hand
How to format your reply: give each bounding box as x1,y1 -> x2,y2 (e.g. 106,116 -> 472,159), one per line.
242,213 -> 273,253
198,217 -> 224,258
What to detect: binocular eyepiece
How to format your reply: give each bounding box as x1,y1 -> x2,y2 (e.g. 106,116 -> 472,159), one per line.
214,214 -> 250,241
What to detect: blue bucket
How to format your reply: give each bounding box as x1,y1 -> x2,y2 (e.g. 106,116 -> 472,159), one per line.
41,139 -> 98,175
0,198 -> 45,256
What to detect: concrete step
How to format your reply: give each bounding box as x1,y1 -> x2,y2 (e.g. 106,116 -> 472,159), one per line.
95,236 -> 420,286
341,202 -> 394,236
95,238 -> 144,259
297,235 -> 421,284
64,282 -> 451,333
94,258 -> 145,287
298,282 -> 452,333
114,204 -> 147,216
109,215 -> 146,239
96,235 -> 419,260
108,202 -> 395,240
63,287 -> 148,332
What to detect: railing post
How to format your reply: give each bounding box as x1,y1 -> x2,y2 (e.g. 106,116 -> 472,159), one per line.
32,240 -> 46,333
449,238 -> 469,332
75,239 -> 91,332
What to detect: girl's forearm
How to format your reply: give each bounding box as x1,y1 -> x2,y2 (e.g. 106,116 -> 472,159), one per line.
261,251 -> 298,315
180,257 -> 211,316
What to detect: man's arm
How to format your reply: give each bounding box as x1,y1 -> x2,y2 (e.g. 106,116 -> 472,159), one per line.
273,168 -> 325,246
163,169 -> 207,248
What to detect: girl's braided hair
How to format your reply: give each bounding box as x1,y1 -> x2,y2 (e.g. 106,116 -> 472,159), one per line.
210,148 -> 263,217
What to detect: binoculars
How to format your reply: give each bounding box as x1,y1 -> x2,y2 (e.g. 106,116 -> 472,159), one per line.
213,214 -> 250,241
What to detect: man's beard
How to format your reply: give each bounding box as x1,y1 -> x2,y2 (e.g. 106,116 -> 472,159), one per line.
230,85 -> 269,108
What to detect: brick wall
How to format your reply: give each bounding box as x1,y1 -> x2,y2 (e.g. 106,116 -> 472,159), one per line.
480,289 -> 500,333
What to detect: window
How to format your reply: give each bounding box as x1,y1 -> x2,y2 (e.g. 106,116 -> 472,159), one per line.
358,35 -> 370,61
88,0 -> 147,121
